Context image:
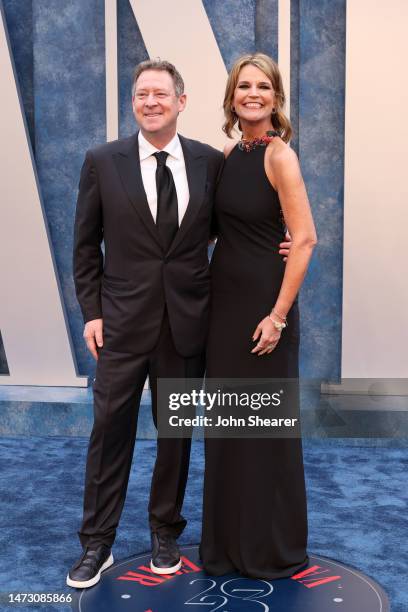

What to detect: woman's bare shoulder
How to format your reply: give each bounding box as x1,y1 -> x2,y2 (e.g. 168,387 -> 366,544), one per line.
267,136 -> 296,159
267,138 -> 299,172
266,138 -> 301,188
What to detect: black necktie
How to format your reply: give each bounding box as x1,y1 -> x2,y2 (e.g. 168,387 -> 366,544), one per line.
154,151 -> 179,252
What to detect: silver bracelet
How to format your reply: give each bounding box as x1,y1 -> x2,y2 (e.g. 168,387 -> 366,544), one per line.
271,308 -> 287,322
268,315 -> 287,331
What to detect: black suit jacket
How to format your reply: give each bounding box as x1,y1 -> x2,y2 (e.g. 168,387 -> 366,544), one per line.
73,132 -> 224,357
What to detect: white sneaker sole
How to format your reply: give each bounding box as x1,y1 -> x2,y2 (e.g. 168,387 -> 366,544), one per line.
66,553 -> 114,589
150,558 -> 182,575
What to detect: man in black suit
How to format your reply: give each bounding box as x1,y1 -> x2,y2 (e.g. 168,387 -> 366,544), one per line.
67,59 -> 224,588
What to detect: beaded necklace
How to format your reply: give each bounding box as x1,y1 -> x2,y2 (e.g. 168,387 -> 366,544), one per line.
238,129 -> 280,152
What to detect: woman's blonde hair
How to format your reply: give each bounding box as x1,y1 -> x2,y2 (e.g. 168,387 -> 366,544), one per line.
223,53 -> 292,143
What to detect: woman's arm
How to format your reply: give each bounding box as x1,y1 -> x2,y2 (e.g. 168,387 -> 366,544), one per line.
252,141 -> 317,355
267,142 -> 317,315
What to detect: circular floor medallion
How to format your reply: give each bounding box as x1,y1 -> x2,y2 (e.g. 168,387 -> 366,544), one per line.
72,545 -> 389,612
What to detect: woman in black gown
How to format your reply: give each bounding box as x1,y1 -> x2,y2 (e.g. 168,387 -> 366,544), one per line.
201,53 -> 317,579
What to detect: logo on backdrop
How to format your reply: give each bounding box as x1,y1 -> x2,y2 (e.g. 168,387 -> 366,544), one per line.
72,545 -> 389,612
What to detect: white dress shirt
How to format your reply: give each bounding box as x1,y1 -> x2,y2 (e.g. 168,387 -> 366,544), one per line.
138,131 -> 190,225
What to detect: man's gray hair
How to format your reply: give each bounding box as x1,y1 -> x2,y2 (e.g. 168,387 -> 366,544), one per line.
131,59 -> 185,97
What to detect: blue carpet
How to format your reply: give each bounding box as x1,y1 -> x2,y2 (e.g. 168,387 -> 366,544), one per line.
0,437 -> 406,611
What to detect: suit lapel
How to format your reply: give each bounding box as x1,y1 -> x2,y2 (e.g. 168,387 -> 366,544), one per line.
167,135 -> 207,256
113,133 -> 163,251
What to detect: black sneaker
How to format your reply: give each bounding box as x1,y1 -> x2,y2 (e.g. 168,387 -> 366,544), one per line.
67,545 -> 114,588
150,533 -> 181,575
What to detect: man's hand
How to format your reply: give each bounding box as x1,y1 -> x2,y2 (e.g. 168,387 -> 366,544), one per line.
279,230 -> 292,262
83,319 -> 103,360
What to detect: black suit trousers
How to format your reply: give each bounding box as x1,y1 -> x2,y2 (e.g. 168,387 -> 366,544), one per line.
78,311 -> 205,549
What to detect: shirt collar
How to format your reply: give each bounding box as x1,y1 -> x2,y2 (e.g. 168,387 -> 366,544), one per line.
138,131 -> 182,162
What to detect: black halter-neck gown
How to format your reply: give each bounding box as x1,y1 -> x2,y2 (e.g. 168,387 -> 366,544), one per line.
201,143 -> 309,579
